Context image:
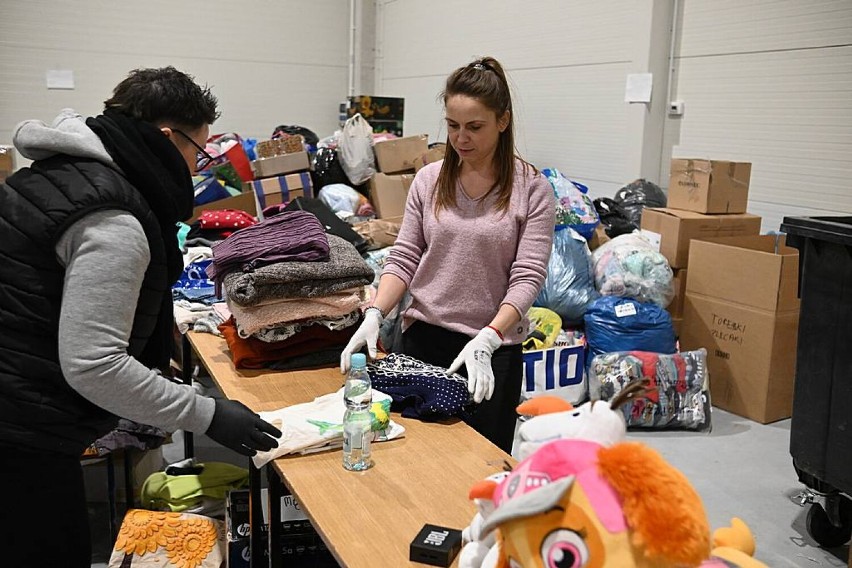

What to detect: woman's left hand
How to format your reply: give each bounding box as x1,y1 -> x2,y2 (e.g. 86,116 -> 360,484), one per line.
448,327 -> 503,403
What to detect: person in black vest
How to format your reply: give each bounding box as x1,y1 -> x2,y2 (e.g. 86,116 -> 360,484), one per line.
0,67 -> 281,568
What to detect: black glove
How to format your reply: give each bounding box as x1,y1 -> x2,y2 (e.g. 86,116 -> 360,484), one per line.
206,399 -> 282,457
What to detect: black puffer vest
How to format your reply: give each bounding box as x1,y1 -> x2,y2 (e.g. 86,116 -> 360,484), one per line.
0,156 -> 170,456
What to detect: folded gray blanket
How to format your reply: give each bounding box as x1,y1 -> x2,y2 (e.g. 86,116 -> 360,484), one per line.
224,234 -> 374,306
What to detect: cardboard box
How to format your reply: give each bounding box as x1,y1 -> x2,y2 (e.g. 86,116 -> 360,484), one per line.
0,145 -> 15,183
353,215 -> 403,250
227,534 -> 334,568
374,135 -> 428,174
370,172 -> 415,218
587,225 -> 610,251
668,158 -> 752,214
679,235 -> 800,423
226,488 -> 335,568
189,191 -> 256,221
667,268 -> 688,318
640,208 -> 762,268
414,144 -> 446,171
247,172 -> 313,217
250,151 -> 310,179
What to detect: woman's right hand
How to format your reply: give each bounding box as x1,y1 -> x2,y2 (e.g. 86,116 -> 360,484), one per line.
339,307 -> 384,373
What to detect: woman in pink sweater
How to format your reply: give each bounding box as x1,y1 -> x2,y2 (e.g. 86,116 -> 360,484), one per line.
341,57 -> 556,452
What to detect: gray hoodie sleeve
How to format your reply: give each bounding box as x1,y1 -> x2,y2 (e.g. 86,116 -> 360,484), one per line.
55,209 -> 216,435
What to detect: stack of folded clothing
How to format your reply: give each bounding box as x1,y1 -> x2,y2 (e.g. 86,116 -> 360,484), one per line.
173,247 -> 226,334
209,211 -> 374,369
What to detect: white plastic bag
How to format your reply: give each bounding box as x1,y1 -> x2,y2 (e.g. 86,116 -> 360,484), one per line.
337,113 -> 376,185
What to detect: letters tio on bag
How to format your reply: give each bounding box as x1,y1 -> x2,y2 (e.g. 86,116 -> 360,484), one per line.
523,348 -> 582,392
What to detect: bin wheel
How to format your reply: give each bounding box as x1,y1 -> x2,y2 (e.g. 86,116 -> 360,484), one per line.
806,501 -> 852,548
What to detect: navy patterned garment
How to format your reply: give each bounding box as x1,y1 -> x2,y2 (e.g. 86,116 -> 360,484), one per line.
367,354 -> 473,419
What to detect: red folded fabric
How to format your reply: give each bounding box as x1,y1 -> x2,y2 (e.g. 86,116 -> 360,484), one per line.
218,317 -> 357,369
198,209 -> 257,230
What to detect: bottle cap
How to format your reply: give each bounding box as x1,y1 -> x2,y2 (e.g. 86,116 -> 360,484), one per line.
351,353 -> 367,369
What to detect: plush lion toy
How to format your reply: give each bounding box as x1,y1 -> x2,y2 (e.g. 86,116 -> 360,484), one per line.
460,384 -> 767,568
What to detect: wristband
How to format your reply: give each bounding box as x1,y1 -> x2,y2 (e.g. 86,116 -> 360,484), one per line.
366,305 -> 386,319
486,325 -> 504,341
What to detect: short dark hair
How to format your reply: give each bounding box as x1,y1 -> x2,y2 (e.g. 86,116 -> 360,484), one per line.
104,66 -> 220,129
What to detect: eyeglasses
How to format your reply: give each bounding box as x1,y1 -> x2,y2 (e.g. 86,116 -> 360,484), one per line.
172,128 -> 218,172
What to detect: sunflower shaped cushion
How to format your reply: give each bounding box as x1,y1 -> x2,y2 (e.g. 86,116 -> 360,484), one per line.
108,509 -> 225,568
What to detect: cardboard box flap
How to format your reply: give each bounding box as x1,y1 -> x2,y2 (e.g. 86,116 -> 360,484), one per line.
645,207 -> 757,223
641,208 -> 762,268
686,235 -> 799,312
374,135 -> 428,174
369,173 -> 415,218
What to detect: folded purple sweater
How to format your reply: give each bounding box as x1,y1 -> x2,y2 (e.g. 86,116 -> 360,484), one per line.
208,210 -> 329,283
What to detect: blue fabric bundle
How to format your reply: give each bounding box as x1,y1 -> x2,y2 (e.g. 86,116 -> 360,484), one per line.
367,353 -> 472,419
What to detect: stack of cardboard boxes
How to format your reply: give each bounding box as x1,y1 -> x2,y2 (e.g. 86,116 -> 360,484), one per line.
641,159 -> 800,423
369,134 -> 429,220
188,140 -> 314,221
640,159 -> 762,335
226,488 -> 336,567
247,141 -> 314,219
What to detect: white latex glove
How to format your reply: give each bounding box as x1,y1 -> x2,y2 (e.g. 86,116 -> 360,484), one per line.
448,327 -> 503,404
340,307 -> 383,373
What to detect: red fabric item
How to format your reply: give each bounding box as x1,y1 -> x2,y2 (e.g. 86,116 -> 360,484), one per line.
632,351 -> 661,403
673,354 -> 688,394
198,209 -> 257,230
218,317 -> 357,369
630,351 -> 689,399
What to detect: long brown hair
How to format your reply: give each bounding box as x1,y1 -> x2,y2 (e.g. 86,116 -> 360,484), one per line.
435,56 -> 532,215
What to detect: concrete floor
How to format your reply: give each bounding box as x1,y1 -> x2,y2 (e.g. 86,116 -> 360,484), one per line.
629,409 -> 849,567
89,405 -> 850,567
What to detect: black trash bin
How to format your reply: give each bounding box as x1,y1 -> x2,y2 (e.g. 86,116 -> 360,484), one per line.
781,215 -> 852,548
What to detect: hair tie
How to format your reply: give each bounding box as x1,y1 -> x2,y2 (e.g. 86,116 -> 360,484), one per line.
472,63 -> 487,71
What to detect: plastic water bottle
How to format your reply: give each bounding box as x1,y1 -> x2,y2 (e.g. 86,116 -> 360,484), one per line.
343,353 -> 373,471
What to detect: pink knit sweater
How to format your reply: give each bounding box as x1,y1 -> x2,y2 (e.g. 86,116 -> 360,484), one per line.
383,159 -> 556,344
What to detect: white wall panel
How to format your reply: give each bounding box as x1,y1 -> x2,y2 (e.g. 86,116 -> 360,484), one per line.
679,0 -> 852,56
0,1 -> 350,158
664,2 -> 852,233
376,0 -> 652,198
379,0 -> 635,79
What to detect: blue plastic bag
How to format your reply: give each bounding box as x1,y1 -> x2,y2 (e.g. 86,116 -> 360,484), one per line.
534,227 -> 599,325
583,296 -> 676,359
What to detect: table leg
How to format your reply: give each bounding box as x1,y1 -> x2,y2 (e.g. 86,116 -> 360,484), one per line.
181,334 -> 195,459
267,465 -> 283,568
249,459 -> 264,567
124,449 -> 135,510
107,453 -> 117,543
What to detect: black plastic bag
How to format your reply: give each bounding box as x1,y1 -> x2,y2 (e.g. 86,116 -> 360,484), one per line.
613,179 -> 667,226
593,197 -> 638,238
311,146 -> 353,190
283,197 -> 369,255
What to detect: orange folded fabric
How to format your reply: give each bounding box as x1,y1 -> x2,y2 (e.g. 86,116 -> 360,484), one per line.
219,317 -> 357,369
